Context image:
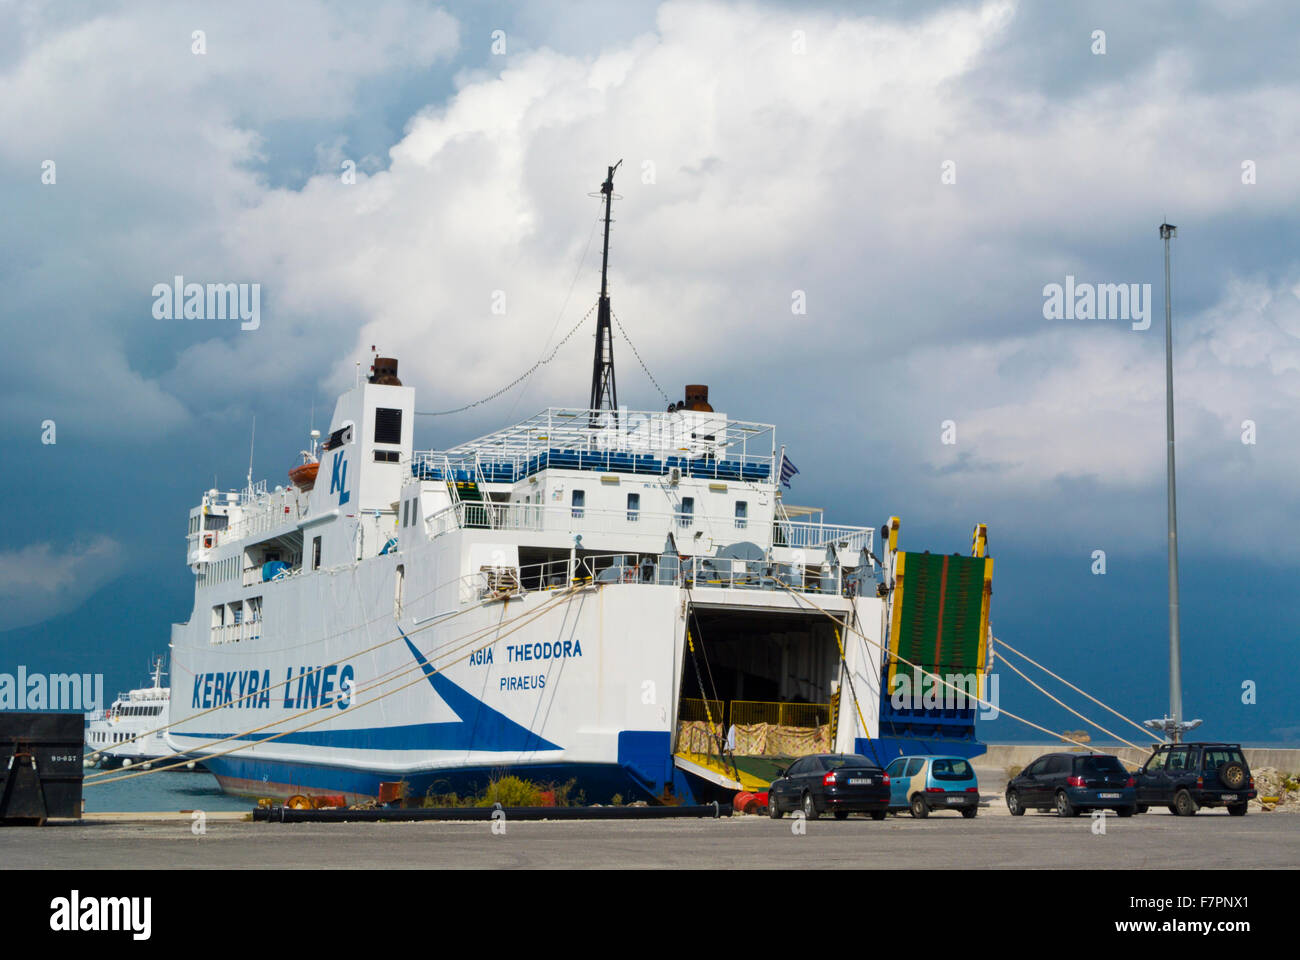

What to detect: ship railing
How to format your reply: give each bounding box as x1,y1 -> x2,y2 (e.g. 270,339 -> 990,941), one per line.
454,551 -> 866,604
410,408 -> 778,484
422,407 -> 776,460
678,555 -> 850,595
209,619 -> 263,646
223,492 -> 306,544
424,501 -> 873,558
775,520 -> 874,554
410,450 -> 778,486
237,479 -> 268,505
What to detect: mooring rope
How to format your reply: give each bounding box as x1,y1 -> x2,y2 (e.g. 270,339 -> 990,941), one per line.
86,585 -> 575,778
994,637 -> 1163,743
84,561 -> 516,764
87,586 -> 583,787
774,582 -> 1109,754
995,651 -> 1147,751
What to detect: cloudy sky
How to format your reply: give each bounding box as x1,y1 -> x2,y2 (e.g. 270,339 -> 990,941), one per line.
2,0 -> 1296,743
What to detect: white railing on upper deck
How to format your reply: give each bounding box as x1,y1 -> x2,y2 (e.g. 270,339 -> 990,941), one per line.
411,406 -> 778,484
238,480 -> 268,505
421,501 -> 872,556
222,490 -> 306,544
775,521 -> 874,554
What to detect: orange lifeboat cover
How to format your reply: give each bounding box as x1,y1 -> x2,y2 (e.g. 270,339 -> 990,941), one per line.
289,461 -> 319,490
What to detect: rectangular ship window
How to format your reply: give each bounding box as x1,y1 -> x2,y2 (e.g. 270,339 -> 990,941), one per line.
735,500 -> 748,529
678,497 -> 694,528
627,492 -> 640,521
374,407 -> 402,445
571,489 -> 585,519
312,536 -> 321,570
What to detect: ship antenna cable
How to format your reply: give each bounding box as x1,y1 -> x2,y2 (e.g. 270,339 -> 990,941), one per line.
417,214 -> 603,419
414,300 -> 596,417
611,308 -> 670,406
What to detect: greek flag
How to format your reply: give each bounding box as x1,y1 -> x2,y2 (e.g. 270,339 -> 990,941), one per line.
779,452 -> 799,488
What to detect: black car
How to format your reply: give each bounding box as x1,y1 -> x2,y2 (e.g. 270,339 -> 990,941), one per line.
1005,752 -> 1137,817
1133,742 -> 1255,816
767,753 -> 890,820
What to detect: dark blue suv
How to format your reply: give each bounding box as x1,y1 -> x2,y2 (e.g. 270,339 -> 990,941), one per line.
1006,752 -> 1136,817
1134,742 -> 1255,816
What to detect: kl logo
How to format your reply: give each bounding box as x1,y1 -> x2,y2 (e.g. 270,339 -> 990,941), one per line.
330,450 -> 350,505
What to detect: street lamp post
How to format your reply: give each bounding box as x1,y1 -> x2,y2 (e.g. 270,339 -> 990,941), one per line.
1146,221 -> 1201,743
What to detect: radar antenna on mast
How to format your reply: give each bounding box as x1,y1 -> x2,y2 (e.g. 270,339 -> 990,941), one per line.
588,160 -> 623,424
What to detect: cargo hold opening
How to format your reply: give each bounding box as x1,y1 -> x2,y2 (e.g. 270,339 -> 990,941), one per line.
674,606 -> 848,793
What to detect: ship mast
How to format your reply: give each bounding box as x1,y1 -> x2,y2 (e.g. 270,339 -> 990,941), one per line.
589,160 -> 623,424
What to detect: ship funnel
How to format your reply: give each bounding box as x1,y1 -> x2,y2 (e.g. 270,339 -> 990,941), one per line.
370,357 -> 401,386
683,384 -> 713,412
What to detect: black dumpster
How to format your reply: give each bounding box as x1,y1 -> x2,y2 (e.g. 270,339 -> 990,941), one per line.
0,712 -> 84,825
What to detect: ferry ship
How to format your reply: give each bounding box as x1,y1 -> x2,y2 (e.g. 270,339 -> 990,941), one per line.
86,659 -> 199,770
166,164 -> 995,803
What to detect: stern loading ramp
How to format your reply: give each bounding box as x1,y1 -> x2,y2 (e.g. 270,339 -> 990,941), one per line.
878,548 -> 992,748
673,608 -> 842,794
673,543 -> 993,796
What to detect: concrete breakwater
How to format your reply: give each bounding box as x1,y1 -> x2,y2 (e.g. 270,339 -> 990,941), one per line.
980,743 -> 1300,773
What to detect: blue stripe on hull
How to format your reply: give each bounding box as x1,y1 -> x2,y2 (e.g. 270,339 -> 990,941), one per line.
201,729 -> 687,804
204,753 -> 692,805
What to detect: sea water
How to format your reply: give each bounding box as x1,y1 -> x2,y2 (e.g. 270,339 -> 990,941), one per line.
81,769 -> 252,813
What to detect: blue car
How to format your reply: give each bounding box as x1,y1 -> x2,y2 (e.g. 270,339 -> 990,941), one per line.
885,755 -> 980,818
1005,752 -> 1137,817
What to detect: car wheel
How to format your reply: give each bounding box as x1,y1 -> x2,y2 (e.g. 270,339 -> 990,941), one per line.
834,810 -> 848,820
870,810 -> 887,821
1135,804 -> 1148,814
1219,762 -> 1247,791
961,806 -> 977,819
768,793 -> 782,819
1006,789 -> 1025,816
1167,805 -> 1180,815
1173,789 -> 1198,817
1055,790 -> 1078,818
909,794 -> 929,819
1116,806 -> 1135,817
802,791 -> 819,820
1227,802 -> 1248,817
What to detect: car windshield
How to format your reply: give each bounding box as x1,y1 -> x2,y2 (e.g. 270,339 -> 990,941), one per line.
1202,748 -> 1245,770
1078,756 -> 1126,774
824,755 -> 877,770
931,758 -> 974,780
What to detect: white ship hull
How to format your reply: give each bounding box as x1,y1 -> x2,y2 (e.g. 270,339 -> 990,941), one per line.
169,528 -> 884,802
